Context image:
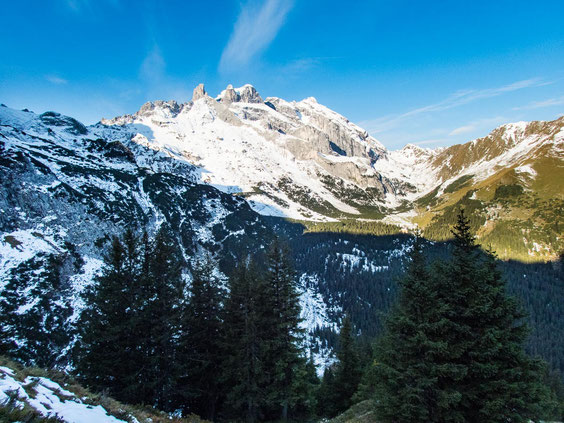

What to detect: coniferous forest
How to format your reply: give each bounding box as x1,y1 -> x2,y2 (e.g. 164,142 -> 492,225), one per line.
1,210 -> 563,422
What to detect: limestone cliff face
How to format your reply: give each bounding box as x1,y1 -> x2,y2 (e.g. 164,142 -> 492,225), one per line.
100,83 -> 563,225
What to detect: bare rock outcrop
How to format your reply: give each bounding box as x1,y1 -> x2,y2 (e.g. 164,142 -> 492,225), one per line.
192,83 -> 207,102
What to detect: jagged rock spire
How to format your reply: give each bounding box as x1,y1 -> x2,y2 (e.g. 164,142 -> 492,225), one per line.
192,83 -> 207,102
220,84 -> 238,104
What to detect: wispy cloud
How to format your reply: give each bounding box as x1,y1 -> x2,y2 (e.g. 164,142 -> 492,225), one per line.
448,116 -> 507,137
448,125 -> 474,136
513,95 -> 564,110
64,0 -> 89,12
63,0 -> 119,13
361,78 -> 551,134
140,45 -> 166,85
45,75 -> 68,85
137,45 -> 192,102
219,0 -> 294,73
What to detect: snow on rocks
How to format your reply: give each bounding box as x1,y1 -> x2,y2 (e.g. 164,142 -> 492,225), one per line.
0,367 -> 127,423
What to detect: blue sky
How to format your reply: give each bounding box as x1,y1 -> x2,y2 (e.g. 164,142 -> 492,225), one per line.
1,0 -> 563,150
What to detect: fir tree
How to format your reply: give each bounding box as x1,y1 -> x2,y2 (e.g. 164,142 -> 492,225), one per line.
222,258 -> 265,423
78,228 -> 184,410
373,235 -> 449,422
260,238 -> 304,421
316,366 -> 338,417
439,210 -> 549,422
291,356 -> 319,420
374,210 -> 551,423
136,227 -> 184,410
77,233 -> 141,403
332,316 -> 362,414
176,252 -> 225,420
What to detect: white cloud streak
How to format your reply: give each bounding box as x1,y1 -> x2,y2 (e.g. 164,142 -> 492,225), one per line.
513,95 -> 564,110
219,0 -> 294,73
140,45 -> 166,85
63,0 -> 119,13
137,45 -> 192,102
360,78 -> 551,134
449,125 -> 475,136
45,75 -> 68,85
448,116 -> 507,137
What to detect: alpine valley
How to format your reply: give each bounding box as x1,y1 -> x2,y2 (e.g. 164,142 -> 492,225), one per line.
1,84 -> 563,377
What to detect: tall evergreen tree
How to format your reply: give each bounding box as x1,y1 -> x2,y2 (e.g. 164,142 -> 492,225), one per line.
260,238 -> 304,421
316,366 -> 338,417
374,235 -> 452,422
77,232 -> 141,403
435,210 -> 550,422
316,316 -> 363,418
136,227 -> 184,410
222,258 -> 265,423
332,316 -> 362,414
176,252 -> 225,420
291,356 -> 319,420
374,210 -> 551,423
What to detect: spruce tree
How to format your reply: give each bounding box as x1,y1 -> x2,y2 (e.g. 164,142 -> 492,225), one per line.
78,228 -> 184,410
77,233 -> 141,403
332,316 -> 362,415
136,227 -> 183,410
438,210 -> 549,422
374,210 -> 550,423
291,356 -> 319,420
176,252 -> 225,420
222,258 -> 265,423
373,234 -> 446,422
260,238 -> 304,421
316,366 -> 338,417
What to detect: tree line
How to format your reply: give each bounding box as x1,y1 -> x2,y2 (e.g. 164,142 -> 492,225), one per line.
74,228 -> 317,422
0,210 -> 562,422
312,212 -> 564,422
360,210 -> 564,422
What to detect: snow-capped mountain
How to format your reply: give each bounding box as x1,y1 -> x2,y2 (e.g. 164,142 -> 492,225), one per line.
102,83 -> 412,220
0,86 -> 562,374
101,84 -> 563,239
0,104 -> 275,300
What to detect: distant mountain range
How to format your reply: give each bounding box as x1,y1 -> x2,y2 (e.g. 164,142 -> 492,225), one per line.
102,83 -> 563,261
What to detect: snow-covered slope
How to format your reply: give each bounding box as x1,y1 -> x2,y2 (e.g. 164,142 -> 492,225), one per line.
102,84 -> 412,220
0,366 -> 126,423
0,363 -> 200,423
1,93 -> 562,375
0,104 -> 275,318
102,84 -> 563,224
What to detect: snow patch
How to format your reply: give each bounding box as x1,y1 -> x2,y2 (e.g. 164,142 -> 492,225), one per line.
0,367 -> 127,423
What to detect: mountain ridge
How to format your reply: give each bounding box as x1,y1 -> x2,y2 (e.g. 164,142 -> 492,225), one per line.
99,83 -> 563,260
0,97 -> 562,376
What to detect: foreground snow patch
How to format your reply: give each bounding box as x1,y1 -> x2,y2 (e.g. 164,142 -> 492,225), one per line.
0,367 -> 127,423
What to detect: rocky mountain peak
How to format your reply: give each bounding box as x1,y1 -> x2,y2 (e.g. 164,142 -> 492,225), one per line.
216,84 -> 264,104
219,84 -> 239,104
238,84 -> 263,103
137,100 -> 182,118
192,83 -> 207,102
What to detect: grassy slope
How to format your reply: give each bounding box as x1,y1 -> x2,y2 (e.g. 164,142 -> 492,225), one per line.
308,117 -> 564,263
329,400 -> 377,423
